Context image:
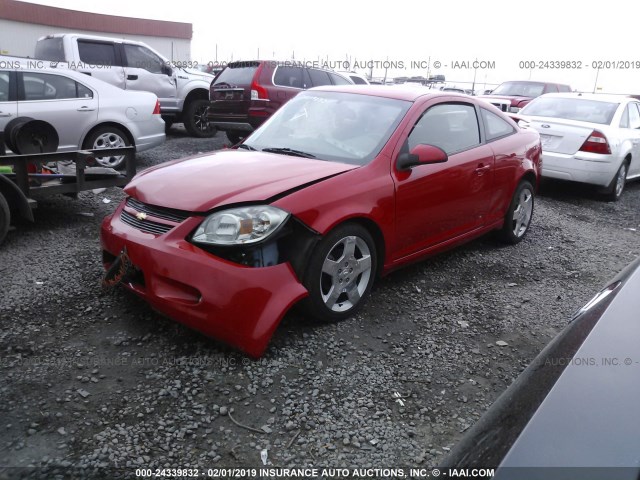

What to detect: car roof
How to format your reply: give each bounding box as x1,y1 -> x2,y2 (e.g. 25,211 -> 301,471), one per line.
309,84 -> 468,102
39,32 -> 149,48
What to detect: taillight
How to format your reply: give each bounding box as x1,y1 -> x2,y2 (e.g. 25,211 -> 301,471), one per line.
152,99 -> 161,115
251,82 -> 268,100
250,63 -> 268,100
579,130 -> 611,154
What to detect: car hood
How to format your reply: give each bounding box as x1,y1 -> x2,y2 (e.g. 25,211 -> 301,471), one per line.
479,95 -> 531,105
124,150 -> 358,212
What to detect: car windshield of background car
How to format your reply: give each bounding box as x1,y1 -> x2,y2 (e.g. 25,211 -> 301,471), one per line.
492,81 -> 545,97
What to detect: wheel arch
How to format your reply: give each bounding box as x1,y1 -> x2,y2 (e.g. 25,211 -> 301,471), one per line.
82,122 -> 135,150
183,88 -> 210,112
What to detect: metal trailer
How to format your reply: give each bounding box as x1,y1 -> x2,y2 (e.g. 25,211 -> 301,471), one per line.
0,134 -> 135,245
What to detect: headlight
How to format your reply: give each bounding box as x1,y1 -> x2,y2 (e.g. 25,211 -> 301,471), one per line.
192,206 -> 289,245
509,106 -> 521,113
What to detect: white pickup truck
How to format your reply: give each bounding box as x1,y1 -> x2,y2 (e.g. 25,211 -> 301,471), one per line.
33,33 -> 216,137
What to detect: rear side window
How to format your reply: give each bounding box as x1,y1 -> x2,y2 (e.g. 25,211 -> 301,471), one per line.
78,41 -> 119,67
34,37 -> 65,62
124,44 -> 164,74
481,108 -> 515,141
22,72 -> 93,100
558,84 -> 572,93
214,62 -> 259,86
273,66 -> 304,88
628,103 -> 640,129
329,72 -> 351,85
308,69 -> 332,87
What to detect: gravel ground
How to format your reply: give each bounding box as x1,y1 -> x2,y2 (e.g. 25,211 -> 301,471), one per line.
1,125 -> 639,478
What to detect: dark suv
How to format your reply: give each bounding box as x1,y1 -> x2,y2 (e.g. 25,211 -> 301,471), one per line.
208,61 -> 353,144
479,80 -> 572,113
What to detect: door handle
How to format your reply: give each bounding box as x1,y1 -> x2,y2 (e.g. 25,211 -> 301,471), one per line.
0,112 -> 12,117
127,75 -> 138,80
474,164 -> 491,175
77,107 -> 96,112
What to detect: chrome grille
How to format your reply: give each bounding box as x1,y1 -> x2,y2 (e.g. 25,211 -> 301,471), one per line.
491,102 -> 509,112
120,210 -> 173,235
126,197 -> 191,223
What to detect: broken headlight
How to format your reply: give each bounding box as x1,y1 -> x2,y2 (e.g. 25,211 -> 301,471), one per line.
191,206 -> 289,246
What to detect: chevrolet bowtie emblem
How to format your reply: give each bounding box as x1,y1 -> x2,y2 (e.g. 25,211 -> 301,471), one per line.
136,212 -> 147,220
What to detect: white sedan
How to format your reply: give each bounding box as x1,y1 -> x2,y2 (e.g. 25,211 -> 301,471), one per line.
518,93 -> 640,200
0,66 -> 165,169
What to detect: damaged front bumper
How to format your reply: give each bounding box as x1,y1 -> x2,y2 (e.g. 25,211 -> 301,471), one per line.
100,202 -> 309,358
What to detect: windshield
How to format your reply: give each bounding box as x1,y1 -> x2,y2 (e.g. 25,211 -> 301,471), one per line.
244,91 -> 410,165
492,81 -> 545,98
521,97 -> 619,125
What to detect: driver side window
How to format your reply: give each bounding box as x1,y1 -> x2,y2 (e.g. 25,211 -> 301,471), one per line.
124,44 -> 164,74
407,103 -> 480,154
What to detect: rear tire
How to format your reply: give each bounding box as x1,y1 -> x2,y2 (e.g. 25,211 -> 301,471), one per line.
497,180 -> 535,244
0,192 -> 10,246
82,125 -> 133,170
603,161 -> 627,202
226,131 -> 246,145
183,99 -> 216,138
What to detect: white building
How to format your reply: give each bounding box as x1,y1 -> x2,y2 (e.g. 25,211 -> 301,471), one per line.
0,0 -> 192,60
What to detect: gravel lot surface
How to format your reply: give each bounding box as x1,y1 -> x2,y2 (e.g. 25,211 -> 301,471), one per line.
1,125 -> 639,478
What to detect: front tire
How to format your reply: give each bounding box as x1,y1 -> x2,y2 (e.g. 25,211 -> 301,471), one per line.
226,131 -> 246,145
497,180 -> 534,244
83,126 -> 133,170
301,223 -> 377,322
183,99 -> 216,138
603,161 -> 627,202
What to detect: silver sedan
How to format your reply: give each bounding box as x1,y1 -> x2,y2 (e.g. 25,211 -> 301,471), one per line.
518,93 -> 640,201
0,66 -> 165,168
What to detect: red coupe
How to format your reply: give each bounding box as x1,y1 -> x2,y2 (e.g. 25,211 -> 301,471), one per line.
101,86 -> 541,357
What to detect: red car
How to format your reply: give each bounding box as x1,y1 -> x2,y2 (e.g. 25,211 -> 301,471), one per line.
480,80 -> 572,113
101,86 -> 541,357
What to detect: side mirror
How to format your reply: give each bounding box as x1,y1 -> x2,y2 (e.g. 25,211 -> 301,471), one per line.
162,64 -> 173,76
397,144 -> 448,170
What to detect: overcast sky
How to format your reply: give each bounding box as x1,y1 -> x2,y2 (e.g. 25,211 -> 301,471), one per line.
27,0 -> 640,93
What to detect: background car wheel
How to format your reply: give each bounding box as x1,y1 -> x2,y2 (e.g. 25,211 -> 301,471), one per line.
497,180 -> 534,244
226,131 -> 246,145
301,223 -> 377,322
0,192 -> 10,246
83,126 -> 133,170
183,99 -> 216,138
162,116 -> 174,133
603,161 -> 628,202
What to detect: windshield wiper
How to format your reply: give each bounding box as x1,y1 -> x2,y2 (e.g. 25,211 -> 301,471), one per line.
237,143 -> 257,151
262,147 -> 316,159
